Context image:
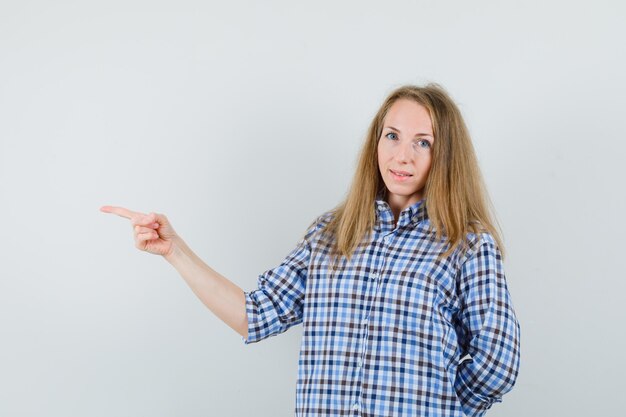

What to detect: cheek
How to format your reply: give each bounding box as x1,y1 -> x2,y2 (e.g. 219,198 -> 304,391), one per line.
377,141 -> 390,161
422,158 -> 433,176
414,155 -> 432,177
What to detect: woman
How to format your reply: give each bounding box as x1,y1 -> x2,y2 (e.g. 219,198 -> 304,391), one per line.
101,83 -> 521,417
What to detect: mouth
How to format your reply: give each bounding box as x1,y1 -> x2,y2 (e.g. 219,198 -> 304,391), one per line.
390,169 -> 413,178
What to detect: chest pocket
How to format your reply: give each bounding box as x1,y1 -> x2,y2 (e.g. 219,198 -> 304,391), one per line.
380,250 -> 461,337
305,246 -> 373,325
379,270 -> 442,336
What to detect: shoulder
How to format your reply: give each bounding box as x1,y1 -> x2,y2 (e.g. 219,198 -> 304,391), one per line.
317,209 -> 336,226
464,230 -> 497,249
303,209 -> 336,241
458,231 -> 501,265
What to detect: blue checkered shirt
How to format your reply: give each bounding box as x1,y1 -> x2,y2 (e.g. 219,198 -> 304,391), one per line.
243,197 -> 521,417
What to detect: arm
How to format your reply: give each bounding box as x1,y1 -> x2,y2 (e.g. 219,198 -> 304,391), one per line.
165,236 -> 249,339
100,205 -> 324,344
100,205 -> 249,338
243,215 -> 324,345
452,235 -> 521,417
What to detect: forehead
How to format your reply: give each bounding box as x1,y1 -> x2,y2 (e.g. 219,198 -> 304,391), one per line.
384,98 -> 433,134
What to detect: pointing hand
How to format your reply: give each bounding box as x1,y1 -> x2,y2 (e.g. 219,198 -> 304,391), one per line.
100,205 -> 179,257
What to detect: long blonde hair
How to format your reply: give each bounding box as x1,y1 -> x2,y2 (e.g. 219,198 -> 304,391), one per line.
310,83 -> 504,266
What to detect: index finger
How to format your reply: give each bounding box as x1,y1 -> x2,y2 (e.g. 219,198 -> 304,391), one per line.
100,205 -> 141,220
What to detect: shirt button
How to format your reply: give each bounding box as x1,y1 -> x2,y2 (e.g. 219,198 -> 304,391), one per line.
357,357 -> 362,367
352,402 -> 360,411
371,272 -> 378,280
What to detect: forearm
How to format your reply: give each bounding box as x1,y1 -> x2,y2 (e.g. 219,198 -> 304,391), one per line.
164,237 -> 248,339
453,239 -> 521,416
453,312 -> 520,417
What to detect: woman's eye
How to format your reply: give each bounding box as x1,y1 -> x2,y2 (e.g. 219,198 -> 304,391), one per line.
416,139 -> 431,149
385,132 -> 398,140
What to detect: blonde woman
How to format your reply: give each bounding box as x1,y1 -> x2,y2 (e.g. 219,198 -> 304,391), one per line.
101,83 -> 520,417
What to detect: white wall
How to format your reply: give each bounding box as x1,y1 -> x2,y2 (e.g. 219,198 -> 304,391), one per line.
1,1 -> 624,416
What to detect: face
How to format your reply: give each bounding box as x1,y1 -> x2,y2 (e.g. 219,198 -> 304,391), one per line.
377,98 -> 434,212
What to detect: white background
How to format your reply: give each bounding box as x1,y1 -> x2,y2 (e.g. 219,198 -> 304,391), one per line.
1,1 -> 624,416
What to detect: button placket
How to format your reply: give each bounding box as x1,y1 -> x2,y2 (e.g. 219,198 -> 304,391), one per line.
353,232 -> 385,415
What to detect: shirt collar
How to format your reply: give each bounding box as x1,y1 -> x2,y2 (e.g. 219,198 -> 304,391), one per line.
375,190 -> 428,230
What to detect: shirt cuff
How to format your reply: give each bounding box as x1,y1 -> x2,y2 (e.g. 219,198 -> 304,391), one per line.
242,291 -> 256,345
455,370 -> 502,417
241,289 -> 282,345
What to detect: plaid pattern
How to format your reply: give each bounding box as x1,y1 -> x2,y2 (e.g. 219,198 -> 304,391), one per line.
243,196 -> 520,417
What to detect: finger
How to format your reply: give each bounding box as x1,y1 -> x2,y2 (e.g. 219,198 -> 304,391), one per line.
135,225 -> 157,234
138,212 -> 168,228
132,212 -> 159,227
100,205 -> 140,220
133,223 -> 161,233
136,231 -> 158,243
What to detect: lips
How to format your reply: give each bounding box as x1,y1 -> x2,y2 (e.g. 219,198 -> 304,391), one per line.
390,169 -> 412,177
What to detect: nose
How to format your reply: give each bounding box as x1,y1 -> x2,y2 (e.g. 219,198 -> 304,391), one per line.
395,140 -> 414,163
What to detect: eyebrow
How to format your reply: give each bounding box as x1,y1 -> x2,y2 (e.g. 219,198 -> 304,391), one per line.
385,126 -> 433,138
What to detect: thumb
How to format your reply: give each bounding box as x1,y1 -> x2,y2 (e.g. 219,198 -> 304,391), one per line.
147,212 -> 176,235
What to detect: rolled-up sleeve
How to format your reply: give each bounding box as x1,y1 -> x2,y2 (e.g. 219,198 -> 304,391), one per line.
452,234 -> 521,417
242,217 -> 322,345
